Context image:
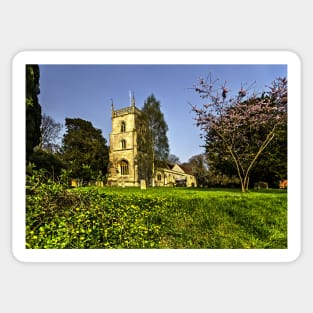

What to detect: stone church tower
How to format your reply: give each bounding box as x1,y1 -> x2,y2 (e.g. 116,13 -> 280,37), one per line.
107,94 -> 197,188
107,95 -> 141,186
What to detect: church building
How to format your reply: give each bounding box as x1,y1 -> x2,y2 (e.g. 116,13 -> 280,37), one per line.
107,96 -> 197,187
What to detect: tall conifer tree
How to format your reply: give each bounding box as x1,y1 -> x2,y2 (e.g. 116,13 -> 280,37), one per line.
136,94 -> 170,185
141,94 -> 169,166
26,64 -> 41,161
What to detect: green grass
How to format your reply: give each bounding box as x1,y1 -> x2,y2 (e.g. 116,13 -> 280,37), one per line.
26,183 -> 287,249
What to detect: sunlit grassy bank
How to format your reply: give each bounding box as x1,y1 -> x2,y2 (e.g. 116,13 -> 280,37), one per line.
26,184 -> 287,249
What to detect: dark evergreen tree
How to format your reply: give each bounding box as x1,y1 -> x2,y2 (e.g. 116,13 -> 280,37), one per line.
26,65 -> 41,161
61,118 -> 109,182
249,124 -> 287,187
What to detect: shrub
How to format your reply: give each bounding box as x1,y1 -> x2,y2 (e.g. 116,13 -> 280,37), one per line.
26,170 -> 164,248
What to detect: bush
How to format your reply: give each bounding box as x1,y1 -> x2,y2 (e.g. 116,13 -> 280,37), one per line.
26,170 -> 163,249
28,149 -> 66,179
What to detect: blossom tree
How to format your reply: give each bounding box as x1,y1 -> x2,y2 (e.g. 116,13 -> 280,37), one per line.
191,75 -> 287,192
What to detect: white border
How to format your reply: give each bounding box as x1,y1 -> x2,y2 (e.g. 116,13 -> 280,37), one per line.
12,51 -> 301,262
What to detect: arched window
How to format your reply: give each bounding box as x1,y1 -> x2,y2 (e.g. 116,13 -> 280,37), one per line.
120,160 -> 129,175
121,139 -> 126,149
121,121 -> 126,132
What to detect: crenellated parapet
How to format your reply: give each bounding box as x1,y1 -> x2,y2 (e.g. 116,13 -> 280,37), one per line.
112,106 -> 141,118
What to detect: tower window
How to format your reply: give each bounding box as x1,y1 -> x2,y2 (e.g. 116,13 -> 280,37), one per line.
120,160 -> 129,175
121,139 -> 126,149
121,121 -> 126,132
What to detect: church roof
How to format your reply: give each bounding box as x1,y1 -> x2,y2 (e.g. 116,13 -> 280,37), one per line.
178,164 -> 193,175
158,163 -> 193,175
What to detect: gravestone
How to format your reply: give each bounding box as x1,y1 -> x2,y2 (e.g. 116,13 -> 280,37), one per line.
140,179 -> 146,190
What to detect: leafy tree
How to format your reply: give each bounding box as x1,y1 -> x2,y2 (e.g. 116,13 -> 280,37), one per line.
137,94 -> 170,185
168,154 -> 181,164
136,113 -> 154,183
40,114 -> 63,153
61,118 -> 109,182
202,110 -> 287,188
184,154 -> 209,187
26,65 -> 41,161
191,75 -> 287,192
141,94 -> 170,166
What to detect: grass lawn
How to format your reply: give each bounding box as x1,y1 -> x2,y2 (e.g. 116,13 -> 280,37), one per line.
26,185 -> 287,249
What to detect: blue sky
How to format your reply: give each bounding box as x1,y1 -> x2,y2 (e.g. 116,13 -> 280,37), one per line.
38,64 -> 287,163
